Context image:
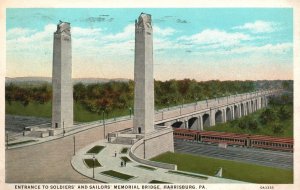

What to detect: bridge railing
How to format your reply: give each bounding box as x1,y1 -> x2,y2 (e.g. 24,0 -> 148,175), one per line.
154,89 -> 281,122
129,137 -> 177,170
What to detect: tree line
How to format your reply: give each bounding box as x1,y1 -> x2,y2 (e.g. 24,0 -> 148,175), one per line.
7,79 -> 289,115
5,83 -> 51,106
233,93 -> 293,135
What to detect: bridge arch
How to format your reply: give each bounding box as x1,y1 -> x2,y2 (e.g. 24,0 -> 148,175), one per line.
255,99 -> 258,110
226,107 -> 232,121
202,114 -> 210,127
171,121 -> 184,128
265,97 -> 269,106
188,117 -> 198,130
215,110 -> 223,124
241,103 -> 245,116
246,102 -> 250,115
234,105 -> 239,119
251,100 -> 254,112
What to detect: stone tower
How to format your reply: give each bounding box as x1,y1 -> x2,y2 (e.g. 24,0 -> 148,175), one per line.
52,21 -> 73,129
133,13 -> 154,134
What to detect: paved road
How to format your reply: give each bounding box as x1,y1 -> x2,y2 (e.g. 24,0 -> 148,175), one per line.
6,135 -> 95,183
174,139 -> 293,170
6,120 -> 132,183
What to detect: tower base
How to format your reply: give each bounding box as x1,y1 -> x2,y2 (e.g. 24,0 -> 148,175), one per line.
133,126 -> 174,159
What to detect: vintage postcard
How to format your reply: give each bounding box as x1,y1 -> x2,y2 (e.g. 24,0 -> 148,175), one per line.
0,0 -> 299,190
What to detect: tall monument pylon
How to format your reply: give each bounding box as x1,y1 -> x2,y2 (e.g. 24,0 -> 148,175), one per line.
133,13 -> 155,134
52,21 -> 73,129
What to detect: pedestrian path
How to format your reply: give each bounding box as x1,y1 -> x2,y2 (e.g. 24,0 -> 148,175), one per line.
6,117 -> 129,149
71,140 -> 247,183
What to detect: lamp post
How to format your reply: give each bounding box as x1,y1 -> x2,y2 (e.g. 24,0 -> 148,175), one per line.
63,121 -> 65,137
102,110 -> 106,139
93,154 -> 95,178
73,136 -> 76,155
227,94 -> 229,104
222,93 -> 225,104
234,92 -> 237,102
215,95 -> 219,104
129,107 -> 132,118
6,132 -> 8,149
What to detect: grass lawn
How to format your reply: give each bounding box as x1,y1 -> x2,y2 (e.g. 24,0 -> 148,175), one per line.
7,140 -> 37,146
120,147 -> 129,154
83,158 -> 102,168
101,170 -> 134,180
149,180 -> 170,184
74,103 -> 129,122
6,101 -> 130,122
151,152 -> 293,184
6,101 -> 52,118
120,156 -> 131,163
136,165 -> 157,171
168,170 -> 208,180
86,145 -> 105,154
205,105 -> 293,138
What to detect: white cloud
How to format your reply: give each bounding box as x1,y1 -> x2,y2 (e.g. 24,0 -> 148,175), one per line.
7,24 -> 289,58
6,28 -> 36,39
179,29 -> 251,48
153,26 -> 176,37
72,27 -> 102,37
192,42 -> 292,57
233,20 -> 279,33
104,24 -> 135,41
7,24 -> 56,45
230,42 -> 292,55
103,24 -> 176,42
7,23 -> 292,80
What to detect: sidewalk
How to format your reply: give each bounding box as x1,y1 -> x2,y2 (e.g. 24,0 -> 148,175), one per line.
71,140 -> 247,183
6,117 -> 129,149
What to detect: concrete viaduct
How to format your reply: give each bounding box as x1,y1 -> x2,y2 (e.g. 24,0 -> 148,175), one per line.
154,89 -> 282,130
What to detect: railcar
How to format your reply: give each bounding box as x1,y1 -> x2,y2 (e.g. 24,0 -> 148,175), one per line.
173,128 -> 293,152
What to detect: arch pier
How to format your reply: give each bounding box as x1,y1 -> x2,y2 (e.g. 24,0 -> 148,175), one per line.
156,89 -> 282,129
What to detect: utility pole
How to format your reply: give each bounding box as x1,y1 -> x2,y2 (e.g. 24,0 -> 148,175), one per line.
73,136 -> 76,155
6,133 -> 8,149
103,110 -> 106,139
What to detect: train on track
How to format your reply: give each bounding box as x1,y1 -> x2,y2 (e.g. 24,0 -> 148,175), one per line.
173,128 -> 293,152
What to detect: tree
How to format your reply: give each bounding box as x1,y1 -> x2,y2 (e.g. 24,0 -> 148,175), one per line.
248,119 -> 258,131
237,117 -> 248,129
73,83 -> 86,102
278,106 -> 291,120
260,108 -> 278,124
272,122 -> 284,134
237,116 -> 258,131
5,83 -> 15,105
282,81 -> 293,91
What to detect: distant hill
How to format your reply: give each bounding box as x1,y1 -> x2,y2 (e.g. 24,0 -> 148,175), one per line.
5,77 -> 292,90
5,77 -> 130,85
254,80 -> 293,90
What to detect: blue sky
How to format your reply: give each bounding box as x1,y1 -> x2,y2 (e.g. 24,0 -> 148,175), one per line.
6,8 -> 293,81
